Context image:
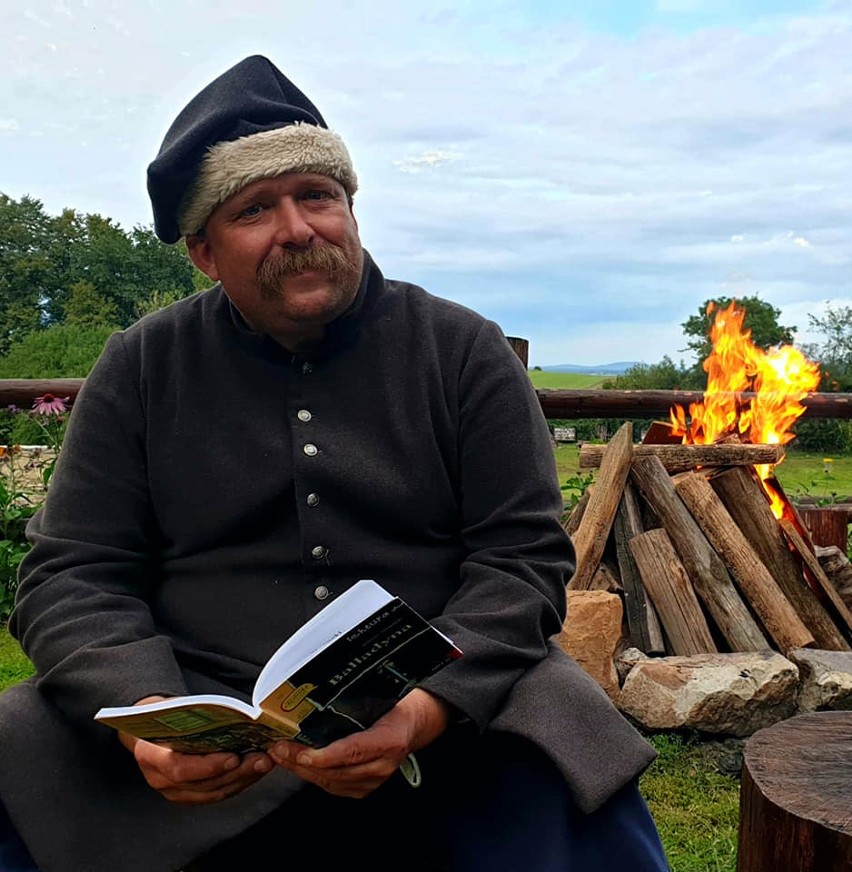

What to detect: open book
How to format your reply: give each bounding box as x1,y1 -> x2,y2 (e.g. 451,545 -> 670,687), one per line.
96,580 -> 462,777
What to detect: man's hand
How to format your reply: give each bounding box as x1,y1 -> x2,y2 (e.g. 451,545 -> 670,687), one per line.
267,688 -> 451,799
118,696 -> 274,804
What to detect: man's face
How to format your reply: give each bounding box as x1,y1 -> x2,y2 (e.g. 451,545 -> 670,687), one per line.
186,172 -> 364,349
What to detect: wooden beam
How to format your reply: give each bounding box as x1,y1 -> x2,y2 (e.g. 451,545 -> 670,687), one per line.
0,379 -> 84,407
537,389 -> 852,420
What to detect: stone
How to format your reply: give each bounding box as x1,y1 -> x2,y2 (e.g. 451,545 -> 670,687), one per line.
557,590 -> 623,699
788,648 -> 852,713
615,646 -> 648,685
617,651 -> 799,736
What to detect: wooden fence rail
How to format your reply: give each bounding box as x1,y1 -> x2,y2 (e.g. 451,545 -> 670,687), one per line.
3,380 -> 852,421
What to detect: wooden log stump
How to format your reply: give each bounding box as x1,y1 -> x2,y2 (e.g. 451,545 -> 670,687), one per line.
738,711 -> 852,872
800,506 -> 851,553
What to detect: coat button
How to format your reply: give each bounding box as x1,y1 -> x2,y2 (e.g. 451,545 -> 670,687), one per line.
311,545 -> 327,559
297,409 -> 312,422
306,493 -> 320,507
314,585 -> 330,601
303,444 -> 318,456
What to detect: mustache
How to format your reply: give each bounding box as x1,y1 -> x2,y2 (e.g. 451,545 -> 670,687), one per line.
257,244 -> 356,284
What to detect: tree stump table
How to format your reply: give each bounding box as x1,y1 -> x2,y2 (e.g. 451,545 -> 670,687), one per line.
737,711 -> 852,871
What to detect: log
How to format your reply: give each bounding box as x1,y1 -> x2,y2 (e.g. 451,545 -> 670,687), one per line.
569,423 -> 633,590
536,389 -> 852,421
562,487 -> 591,536
641,420 -> 681,445
800,506 -> 851,553
580,442 -> 784,472
780,520 -> 852,637
737,712 -> 852,872
628,528 -> 716,655
630,455 -> 768,652
674,472 -> 815,653
590,560 -> 622,594
613,481 -> 665,654
815,546 -> 852,610
710,466 -> 850,651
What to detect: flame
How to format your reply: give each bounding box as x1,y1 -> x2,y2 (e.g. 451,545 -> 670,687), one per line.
670,301 -> 820,517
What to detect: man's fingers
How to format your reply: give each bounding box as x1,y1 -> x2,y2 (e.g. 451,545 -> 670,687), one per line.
130,741 -> 274,802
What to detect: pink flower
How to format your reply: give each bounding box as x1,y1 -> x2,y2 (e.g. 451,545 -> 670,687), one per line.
32,394 -> 69,416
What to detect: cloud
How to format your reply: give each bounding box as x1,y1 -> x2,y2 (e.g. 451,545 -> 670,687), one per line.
3,2 -> 852,364
392,149 -> 464,174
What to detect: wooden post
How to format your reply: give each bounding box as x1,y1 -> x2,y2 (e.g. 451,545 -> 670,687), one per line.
505,337 -> 529,368
799,506 -> 851,553
738,712 -> 852,872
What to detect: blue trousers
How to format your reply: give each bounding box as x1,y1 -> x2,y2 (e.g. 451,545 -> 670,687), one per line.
192,730 -> 670,872
1,731 -> 669,871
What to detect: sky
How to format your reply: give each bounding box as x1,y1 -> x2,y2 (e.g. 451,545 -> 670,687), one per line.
2,0 -> 851,367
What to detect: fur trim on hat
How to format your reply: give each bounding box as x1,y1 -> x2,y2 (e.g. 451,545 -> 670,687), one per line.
177,123 -> 358,236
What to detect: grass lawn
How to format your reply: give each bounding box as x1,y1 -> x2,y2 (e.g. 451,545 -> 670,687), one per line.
555,443 -> 852,504
641,734 -> 740,872
0,628 -> 33,690
528,371 -> 608,389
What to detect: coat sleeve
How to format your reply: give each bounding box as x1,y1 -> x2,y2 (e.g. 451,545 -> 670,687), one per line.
418,319 -> 573,730
10,332 -> 188,727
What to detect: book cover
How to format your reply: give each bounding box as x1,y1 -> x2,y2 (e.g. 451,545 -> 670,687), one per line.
95,580 -> 462,756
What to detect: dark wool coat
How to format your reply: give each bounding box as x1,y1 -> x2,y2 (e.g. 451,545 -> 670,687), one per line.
0,254 -> 655,872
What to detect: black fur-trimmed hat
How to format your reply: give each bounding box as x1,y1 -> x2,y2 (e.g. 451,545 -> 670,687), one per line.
147,55 -> 358,243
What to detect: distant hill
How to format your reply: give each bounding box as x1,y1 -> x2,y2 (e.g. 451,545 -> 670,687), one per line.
540,361 -> 640,375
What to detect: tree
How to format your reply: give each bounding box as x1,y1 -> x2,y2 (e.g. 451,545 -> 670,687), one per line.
601,356 -> 697,390
0,324 -> 116,378
0,195 -> 77,353
0,193 -> 203,353
681,296 -> 797,364
806,304 -> 852,388
63,281 -> 119,328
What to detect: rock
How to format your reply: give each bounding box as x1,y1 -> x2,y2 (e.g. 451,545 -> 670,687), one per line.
557,590 -> 623,699
617,651 -> 799,736
615,646 -> 648,685
788,648 -> 852,713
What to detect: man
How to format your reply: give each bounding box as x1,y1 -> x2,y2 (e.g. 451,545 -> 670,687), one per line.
0,56 -> 668,871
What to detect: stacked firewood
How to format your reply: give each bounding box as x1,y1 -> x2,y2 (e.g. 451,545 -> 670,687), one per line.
565,422 -> 852,656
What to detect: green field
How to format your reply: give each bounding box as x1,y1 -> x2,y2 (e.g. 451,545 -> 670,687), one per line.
528,371 -> 608,389
555,443 -> 852,504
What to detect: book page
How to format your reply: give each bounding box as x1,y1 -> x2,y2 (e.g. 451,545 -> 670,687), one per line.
252,579 -> 393,705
